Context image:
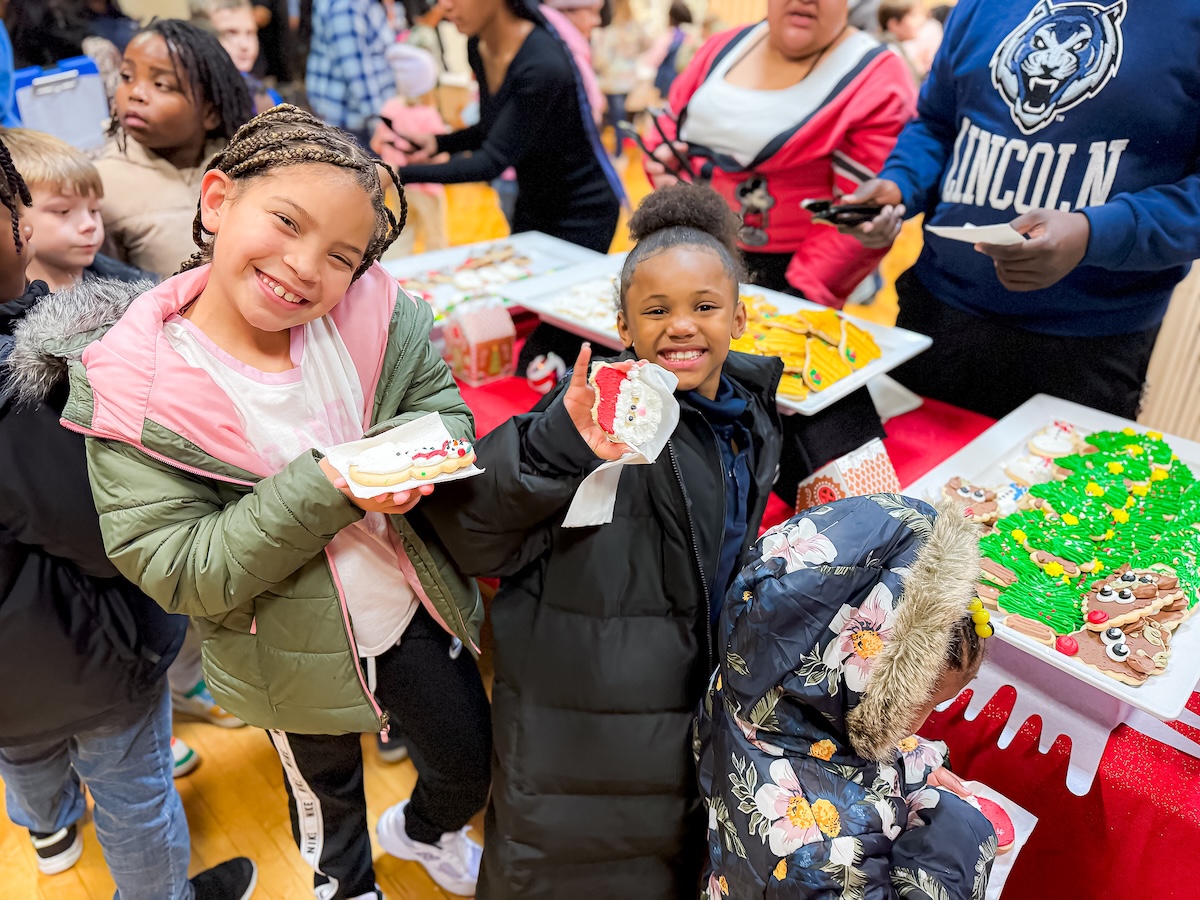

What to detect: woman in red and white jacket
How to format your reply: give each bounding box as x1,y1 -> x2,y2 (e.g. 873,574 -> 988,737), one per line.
645,0 -> 915,308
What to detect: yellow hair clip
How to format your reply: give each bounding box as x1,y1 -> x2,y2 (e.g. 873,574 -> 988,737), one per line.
967,598 -> 993,638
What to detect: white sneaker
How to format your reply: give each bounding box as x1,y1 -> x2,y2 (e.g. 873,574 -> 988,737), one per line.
376,800 -> 481,896
172,736 -> 201,778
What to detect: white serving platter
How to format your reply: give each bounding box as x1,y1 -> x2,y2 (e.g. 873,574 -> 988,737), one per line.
503,253 -> 933,416
907,394 -> 1200,721
381,232 -> 604,319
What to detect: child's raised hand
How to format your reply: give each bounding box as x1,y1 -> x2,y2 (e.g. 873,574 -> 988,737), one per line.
320,458 -> 434,515
562,344 -> 633,461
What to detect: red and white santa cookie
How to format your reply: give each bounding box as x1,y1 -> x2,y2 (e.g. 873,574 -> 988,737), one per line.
590,361 -> 663,447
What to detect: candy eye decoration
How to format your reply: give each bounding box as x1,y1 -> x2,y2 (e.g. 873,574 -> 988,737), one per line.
972,489 -> 988,501
1120,571 -> 1138,583
1138,574 -> 1156,584
1098,585 -> 1115,599
1101,627 -> 1131,662
958,486 -> 972,498
1115,588 -> 1135,603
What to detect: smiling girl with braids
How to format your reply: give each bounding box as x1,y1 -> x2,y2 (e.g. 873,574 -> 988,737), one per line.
96,18 -> 253,277
23,104 -> 492,898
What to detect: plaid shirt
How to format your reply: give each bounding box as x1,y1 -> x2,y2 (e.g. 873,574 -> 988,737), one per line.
306,0 -> 395,131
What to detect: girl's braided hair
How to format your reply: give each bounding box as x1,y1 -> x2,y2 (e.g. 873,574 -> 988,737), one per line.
0,135 -> 33,255
179,105 -> 408,280
116,19 -> 253,145
945,614 -> 986,678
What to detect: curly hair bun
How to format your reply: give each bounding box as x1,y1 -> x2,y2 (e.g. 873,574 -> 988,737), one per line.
628,183 -> 742,259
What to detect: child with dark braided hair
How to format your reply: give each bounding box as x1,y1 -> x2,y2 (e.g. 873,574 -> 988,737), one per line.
24,104 -> 492,898
96,18 -> 254,277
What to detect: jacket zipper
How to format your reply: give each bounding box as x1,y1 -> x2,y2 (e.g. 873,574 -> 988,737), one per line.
703,422 -> 728,649
379,307 -> 475,649
668,441 -> 713,674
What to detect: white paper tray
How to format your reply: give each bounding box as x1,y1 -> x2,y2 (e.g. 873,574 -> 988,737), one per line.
503,253 -> 933,416
381,232 -> 604,318
907,394 -> 1200,721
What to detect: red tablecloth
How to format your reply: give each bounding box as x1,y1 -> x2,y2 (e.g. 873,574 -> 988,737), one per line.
457,373 -> 1200,899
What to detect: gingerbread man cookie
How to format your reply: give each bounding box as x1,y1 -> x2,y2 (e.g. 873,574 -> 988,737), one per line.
942,477 -> 1001,524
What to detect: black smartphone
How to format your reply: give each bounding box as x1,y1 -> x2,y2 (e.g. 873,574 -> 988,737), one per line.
802,199 -> 886,227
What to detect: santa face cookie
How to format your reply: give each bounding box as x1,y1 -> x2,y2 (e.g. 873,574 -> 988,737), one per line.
942,477 -> 1001,524
590,362 -> 662,447
1064,620 -> 1171,685
1080,567 -> 1179,630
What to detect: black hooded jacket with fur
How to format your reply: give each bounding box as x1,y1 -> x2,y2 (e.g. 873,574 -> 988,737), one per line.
0,280 -> 185,745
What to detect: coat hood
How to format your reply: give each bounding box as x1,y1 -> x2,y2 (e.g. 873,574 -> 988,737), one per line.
718,494 -> 980,762
5,277 -> 147,407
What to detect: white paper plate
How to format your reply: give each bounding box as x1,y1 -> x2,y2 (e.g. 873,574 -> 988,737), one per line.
503,253 -> 933,416
907,394 -> 1200,721
381,232 -> 604,318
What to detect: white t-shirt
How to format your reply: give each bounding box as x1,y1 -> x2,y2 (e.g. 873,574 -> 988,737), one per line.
164,314 -> 418,658
680,25 -> 881,167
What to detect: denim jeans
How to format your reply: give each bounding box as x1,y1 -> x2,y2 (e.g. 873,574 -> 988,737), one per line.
0,680 -> 193,899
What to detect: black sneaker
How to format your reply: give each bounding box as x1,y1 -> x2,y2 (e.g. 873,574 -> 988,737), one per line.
29,823 -> 83,875
191,857 -> 257,900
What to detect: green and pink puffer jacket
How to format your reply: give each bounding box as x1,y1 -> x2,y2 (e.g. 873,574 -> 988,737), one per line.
15,265 -> 482,735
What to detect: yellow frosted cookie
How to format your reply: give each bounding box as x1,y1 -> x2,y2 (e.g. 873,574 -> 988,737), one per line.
840,320 -> 882,370
803,337 -> 853,392
799,308 -> 844,345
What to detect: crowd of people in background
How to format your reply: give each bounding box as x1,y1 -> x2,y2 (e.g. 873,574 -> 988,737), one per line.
2,0 -> 1200,897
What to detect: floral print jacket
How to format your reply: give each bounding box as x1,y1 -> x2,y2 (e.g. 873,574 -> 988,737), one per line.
696,494 -> 996,899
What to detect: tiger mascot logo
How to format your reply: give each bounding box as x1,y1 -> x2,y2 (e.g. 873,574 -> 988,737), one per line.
990,0 -> 1126,135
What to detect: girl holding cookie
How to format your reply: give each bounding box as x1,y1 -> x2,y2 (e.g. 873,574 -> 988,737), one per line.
30,105 -> 491,898
423,184 -> 784,897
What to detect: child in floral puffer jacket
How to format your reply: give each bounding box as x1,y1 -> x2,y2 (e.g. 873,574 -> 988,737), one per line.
697,494 -> 998,899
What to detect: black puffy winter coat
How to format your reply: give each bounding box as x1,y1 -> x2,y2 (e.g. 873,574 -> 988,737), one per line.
0,283 -> 185,746
422,351 -> 783,899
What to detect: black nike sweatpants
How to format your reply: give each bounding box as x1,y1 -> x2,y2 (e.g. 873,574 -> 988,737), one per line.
268,605 -> 492,899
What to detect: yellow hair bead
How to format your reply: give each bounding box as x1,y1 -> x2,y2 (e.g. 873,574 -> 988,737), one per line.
968,598 -> 983,612
971,609 -> 990,626
975,622 -> 994,639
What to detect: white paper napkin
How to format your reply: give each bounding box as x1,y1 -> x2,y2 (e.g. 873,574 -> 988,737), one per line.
324,412 -> 484,499
926,223 -> 1027,246
562,363 -> 680,528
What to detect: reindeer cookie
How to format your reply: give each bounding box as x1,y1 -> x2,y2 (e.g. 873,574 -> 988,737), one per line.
1080,567 -> 1180,631
1060,620 -> 1171,686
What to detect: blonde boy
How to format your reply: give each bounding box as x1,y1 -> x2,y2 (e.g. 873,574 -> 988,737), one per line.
2,129 -> 153,292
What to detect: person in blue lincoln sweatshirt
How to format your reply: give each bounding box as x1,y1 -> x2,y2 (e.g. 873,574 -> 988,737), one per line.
842,0 -> 1200,420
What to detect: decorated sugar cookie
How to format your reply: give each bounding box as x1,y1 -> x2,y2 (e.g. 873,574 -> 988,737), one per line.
349,444 -> 416,487
1003,614 -> 1055,646
974,797 -> 1016,854
590,361 -> 663,446
1004,453 -> 1059,487
1028,420 -> 1087,459
839,320 -> 882,370
1067,619 -> 1171,685
802,337 -> 853,392
1080,567 -> 1179,630
942,477 -> 1001,524
798,308 -> 843,345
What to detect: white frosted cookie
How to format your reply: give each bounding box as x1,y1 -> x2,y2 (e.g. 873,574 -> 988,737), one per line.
349,444 -> 415,487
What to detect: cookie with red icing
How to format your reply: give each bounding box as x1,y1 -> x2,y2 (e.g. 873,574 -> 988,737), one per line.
975,797 -> 1016,854
411,439 -> 476,480
590,361 -> 662,446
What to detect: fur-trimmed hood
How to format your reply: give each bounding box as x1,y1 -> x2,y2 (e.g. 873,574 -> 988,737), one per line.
712,493 -> 980,763
3,277 -> 148,406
